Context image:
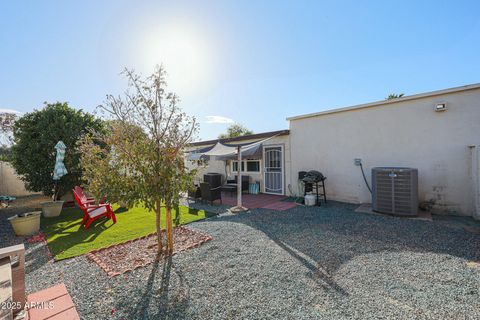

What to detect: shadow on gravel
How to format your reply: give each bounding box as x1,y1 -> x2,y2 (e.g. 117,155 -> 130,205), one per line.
121,255 -> 190,320
207,201 -> 480,295
25,242 -> 51,274
261,226 -> 349,296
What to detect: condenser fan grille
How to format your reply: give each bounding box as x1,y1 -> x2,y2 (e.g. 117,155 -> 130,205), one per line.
372,167 -> 418,216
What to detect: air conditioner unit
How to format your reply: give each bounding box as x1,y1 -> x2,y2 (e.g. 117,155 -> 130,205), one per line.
372,167 -> 418,216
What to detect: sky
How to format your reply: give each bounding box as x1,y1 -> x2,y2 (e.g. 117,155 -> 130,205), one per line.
1,0 -> 479,141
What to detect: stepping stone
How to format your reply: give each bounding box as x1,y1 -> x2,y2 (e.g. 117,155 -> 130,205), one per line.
26,283 -> 79,320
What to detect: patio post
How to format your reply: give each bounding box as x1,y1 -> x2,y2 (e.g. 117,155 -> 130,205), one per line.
237,145 -> 242,207
231,145 -> 247,213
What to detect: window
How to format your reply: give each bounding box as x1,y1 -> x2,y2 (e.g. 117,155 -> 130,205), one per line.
232,160 -> 260,172
246,161 -> 260,172
232,161 -> 244,172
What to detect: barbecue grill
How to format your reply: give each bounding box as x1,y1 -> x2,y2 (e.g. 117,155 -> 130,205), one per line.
299,170 -> 327,206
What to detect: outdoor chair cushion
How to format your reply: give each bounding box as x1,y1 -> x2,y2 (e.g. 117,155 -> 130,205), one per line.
87,206 -> 108,218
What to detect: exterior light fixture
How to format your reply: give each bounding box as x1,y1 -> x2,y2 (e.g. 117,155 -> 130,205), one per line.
434,103 -> 447,112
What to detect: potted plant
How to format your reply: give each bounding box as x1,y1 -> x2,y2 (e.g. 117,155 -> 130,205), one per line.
41,181 -> 65,217
41,199 -> 64,218
8,211 -> 41,236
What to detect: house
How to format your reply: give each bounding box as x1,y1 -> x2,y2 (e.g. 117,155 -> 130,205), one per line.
188,83 -> 480,219
186,130 -> 291,195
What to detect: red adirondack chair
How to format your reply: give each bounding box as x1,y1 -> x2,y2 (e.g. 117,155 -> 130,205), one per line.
72,186 -> 107,205
72,187 -> 116,230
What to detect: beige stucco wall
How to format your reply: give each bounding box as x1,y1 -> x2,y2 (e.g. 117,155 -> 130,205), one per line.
0,161 -> 38,197
289,88 -> 480,217
185,150 -> 228,185
186,135 -> 291,195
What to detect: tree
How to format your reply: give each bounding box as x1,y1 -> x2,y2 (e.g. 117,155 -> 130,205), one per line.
0,146 -> 13,162
0,112 -> 17,161
386,93 -> 405,100
78,66 -> 198,256
0,112 -> 17,148
11,102 -> 104,198
218,123 -> 253,139
0,112 -> 17,135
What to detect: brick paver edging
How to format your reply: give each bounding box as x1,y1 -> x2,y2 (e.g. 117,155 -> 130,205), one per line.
87,226 -> 213,276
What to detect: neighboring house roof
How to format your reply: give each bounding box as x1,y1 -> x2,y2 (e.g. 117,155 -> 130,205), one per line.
189,129 -> 290,147
287,82 -> 480,121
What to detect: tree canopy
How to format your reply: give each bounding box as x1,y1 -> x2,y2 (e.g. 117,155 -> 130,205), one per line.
11,102 -> 104,197
79,66 -> 198,255
218,123 -> 253,139
386,93 -> 405,100
0,112 -> 17,148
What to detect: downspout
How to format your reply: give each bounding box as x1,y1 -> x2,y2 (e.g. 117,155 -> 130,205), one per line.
469,145 -> 480,220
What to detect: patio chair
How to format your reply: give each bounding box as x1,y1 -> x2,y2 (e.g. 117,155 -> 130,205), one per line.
72,186 -> 107,205
200,182 -> 222,205
187,184 -> 202,202
72,189 -> 116,230
226,175 -> 250,193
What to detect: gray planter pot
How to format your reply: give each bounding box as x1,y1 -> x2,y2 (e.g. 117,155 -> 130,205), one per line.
8,211 -> 41,236
41,201 -> 64,218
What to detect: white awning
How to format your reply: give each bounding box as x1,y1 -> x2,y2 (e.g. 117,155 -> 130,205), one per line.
186,152 -> 205,161
186,145 -> 215,161
201,134 -> 279,158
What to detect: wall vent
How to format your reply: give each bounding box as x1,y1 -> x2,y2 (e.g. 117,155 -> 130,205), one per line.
372,167 -> 418,216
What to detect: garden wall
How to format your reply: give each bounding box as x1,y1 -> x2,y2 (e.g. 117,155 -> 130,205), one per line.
0,161 -> 38,197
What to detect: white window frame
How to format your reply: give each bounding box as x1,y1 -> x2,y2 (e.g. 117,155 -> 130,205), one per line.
231,159 -> 261,173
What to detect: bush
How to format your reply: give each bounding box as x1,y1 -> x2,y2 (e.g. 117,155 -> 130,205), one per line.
11,102 -> 104,198
0,147 -> 12,162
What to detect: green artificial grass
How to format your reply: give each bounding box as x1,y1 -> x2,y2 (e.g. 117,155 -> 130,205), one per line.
42,204 -> 215,260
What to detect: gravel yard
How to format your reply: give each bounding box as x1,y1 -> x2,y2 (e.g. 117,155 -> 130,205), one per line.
1,198 -> 480,319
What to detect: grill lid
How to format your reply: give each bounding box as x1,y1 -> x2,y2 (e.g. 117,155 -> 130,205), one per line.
301,170 -> 326,183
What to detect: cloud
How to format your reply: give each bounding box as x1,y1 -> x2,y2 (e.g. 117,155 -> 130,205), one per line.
0,108 -> 22,115
205,115 -> 234,124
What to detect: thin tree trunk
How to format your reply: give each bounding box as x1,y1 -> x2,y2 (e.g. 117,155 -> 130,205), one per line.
166,206 -> 173,254
155,199 -> 163,258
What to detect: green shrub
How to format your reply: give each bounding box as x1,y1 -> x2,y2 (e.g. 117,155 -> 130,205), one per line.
11,102 -> 104,198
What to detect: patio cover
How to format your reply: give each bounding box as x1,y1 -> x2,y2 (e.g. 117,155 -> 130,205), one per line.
186,145 -> 214,161
203,141 -> 263,160
187,136 -> 268,161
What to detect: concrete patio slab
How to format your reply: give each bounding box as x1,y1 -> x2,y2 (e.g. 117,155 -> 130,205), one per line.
221,192 -> 297,211
355,203 -> 432,221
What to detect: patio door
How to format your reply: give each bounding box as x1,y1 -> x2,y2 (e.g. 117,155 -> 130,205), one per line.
264,146 -> 283,194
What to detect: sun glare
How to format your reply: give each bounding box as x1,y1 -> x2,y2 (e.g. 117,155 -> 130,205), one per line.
138,23 -> 213,95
